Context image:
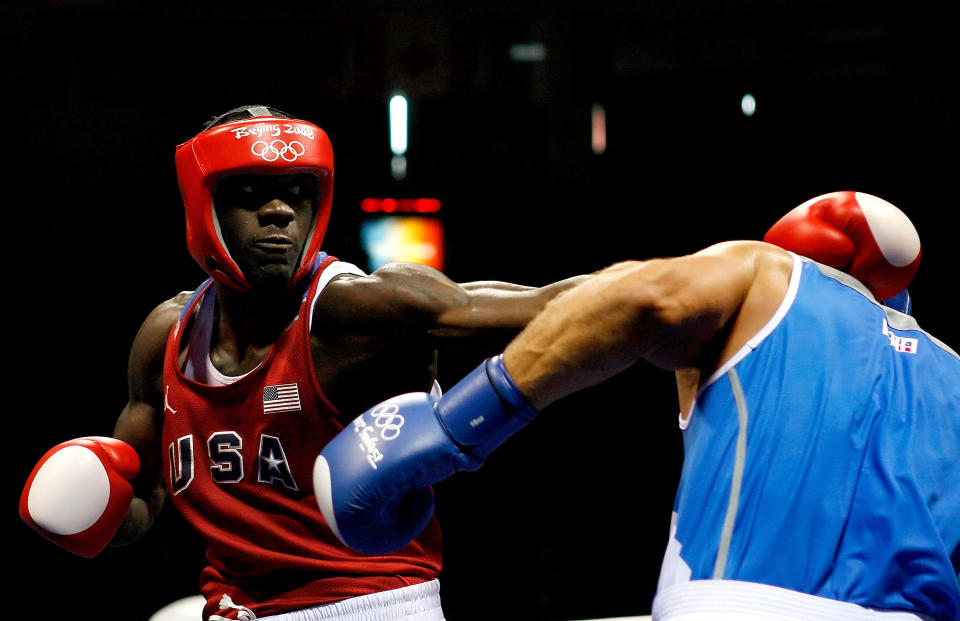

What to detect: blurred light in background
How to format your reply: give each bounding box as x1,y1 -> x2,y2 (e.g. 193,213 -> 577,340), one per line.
741,93 -> 757,117
592,103 -> 607,154
390,94 -> 408,179
360,216 -> 445,271
508,42 -> 547,62
391,156 -> 407,179
361,198 -> 442,213
389,94 -> 408,154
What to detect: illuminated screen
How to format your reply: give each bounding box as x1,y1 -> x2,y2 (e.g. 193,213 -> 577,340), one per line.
360,216 -> 445,271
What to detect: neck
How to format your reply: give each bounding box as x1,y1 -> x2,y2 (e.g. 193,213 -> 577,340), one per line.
211,280 -> 308,370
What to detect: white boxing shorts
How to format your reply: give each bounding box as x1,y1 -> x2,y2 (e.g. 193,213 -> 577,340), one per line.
254,580 -> 444,621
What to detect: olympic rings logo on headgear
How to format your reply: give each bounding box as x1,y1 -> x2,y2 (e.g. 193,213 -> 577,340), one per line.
369,403 -> 405,440
250,139 -> 307,162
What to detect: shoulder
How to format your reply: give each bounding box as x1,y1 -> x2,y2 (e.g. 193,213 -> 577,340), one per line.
705,241 -> 795,370
728,240 -> 796,302
136,290 -> 196,348
693,239 -> 793,269
687,240 -> 794,299
689,239 -> 795,306
127,288 -> 199,399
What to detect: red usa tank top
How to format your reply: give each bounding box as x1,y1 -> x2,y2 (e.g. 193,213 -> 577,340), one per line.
161,254 -> 442,619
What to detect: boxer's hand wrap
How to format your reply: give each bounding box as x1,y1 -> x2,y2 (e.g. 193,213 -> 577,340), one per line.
763,191 -> 921,302
20,436 -> 140,558
313,355 -> 536,554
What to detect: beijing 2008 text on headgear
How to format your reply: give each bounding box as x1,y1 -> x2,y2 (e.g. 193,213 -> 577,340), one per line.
175,113 -> 334,291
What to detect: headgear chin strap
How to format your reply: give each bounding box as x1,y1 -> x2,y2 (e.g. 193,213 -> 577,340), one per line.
175,113 -> 334,290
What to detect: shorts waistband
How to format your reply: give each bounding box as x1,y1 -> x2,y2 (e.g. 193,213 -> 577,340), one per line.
258,580 -> 444,621
652,580 -> 933,621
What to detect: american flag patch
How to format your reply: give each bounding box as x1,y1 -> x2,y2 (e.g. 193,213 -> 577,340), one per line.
263,383 -> 301,414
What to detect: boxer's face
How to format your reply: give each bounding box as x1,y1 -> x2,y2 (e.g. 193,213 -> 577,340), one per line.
214,172 -> 317,289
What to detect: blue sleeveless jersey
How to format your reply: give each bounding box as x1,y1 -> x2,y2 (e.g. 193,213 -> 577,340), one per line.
665,255 -> 960,619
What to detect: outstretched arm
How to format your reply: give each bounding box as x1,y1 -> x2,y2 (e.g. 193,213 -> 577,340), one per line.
502,240 -> 793,410
319,262 -> 591,346
435,275 -> 594,337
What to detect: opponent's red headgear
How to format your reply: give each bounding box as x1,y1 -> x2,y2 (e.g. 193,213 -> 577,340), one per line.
764,191 -> 921,301
175,112 -> 334,290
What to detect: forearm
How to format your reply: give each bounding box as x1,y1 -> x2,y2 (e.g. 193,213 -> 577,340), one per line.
111,400 -> 165,545
502,264 -> 654,410
112,487 -> 165,545
461,274 -> 591,296
435,274 -> 594,339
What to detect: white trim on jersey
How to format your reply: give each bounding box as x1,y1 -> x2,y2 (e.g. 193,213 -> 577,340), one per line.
184,260 -> 366,386
679,252 -> 803,430
183,290 -> 259,386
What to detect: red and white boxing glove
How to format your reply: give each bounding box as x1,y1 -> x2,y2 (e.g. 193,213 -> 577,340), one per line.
763,191 -> 921,302
20,436 -> 140,558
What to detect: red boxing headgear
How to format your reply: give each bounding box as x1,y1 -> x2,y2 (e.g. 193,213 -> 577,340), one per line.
764,191 -> 921,301
175,115 -> 334,290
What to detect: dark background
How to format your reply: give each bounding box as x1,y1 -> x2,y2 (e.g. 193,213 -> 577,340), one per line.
7,1 -> 957,619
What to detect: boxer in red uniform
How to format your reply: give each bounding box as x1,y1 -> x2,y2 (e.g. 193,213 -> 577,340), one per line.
19,105 -> 588,621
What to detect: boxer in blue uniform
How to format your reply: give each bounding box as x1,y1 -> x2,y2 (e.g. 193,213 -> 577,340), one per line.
315,192 -> 959,620
652,255 -> 959,620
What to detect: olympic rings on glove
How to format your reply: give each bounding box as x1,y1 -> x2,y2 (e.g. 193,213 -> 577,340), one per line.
369,403 -> 406,440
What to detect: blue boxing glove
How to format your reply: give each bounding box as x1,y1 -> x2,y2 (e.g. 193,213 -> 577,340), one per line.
313,355 -> 535,555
